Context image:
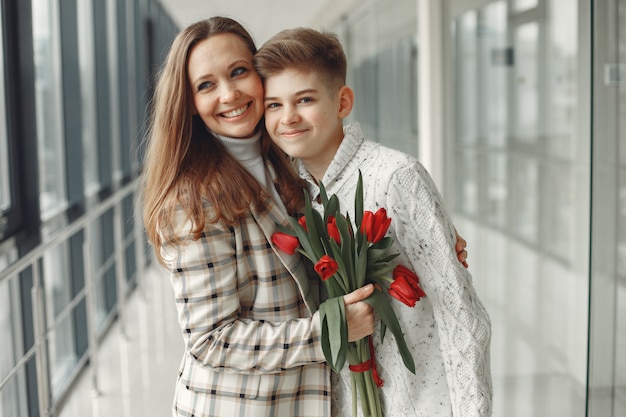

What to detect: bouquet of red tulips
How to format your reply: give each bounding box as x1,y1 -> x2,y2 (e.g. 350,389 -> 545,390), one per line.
272,171 -> 426,417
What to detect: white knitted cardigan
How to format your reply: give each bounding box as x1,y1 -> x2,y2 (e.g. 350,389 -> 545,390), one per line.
298,123 -> 493,417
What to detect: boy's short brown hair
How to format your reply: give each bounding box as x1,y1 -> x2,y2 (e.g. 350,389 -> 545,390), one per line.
255,28 -> 347,91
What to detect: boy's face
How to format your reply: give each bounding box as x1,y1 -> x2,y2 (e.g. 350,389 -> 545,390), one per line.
263,68 -> 353,179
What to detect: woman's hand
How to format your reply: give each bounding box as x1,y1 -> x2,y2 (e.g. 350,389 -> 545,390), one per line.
455,230 -> 469,268
343,284 -> 375,342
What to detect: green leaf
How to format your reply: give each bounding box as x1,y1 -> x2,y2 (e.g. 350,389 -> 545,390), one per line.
355,170 -> 364,228
328,240 -> 350,293
275,223 -> 298,236
365,263 -> 397,281
334,215 -> 356,282
370,236 -> 394,250
303,190 -> 325,257
318,308 -> 332,365
355,237 -> 369,288
367,248 -> 395,264
320,297 -> 348,372
289,217 -> 316,259
324,195 -> 340,223
362,291 -> 416,374
319,180 -> 329,207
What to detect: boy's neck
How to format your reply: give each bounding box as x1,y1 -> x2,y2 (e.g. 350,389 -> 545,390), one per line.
302,160 -> 330,183
302,132 -> 344,182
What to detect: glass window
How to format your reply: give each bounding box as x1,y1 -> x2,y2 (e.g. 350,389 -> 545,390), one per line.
513,22 -> 540,143
77,0 -> 99,196
0,248 -> 26,417
455,11 -> 478,146
479,2 -> 507,148
451,0 -> 587,414
0,15 -> 10,215
342,0 -> 418,156
513,0 -> 538,13
546,0 -> 578,159
41,220 -> 76,397
454,149 -> 479,217
510,155 -> 539,242
32,0 -> 67,220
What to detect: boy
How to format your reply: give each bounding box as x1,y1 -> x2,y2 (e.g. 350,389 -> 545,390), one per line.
256,28 -> 492,416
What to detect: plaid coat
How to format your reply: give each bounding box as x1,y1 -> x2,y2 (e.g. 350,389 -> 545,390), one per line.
161,199 -> 330,417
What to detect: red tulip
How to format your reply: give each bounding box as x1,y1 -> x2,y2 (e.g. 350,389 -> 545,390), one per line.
360,208 -> 392,243
271,232 -> 300,255
327,216 -> 341,245
298,215 -> 308,231
314,255 -> 339,280
393,265 -> 420,287
389,265 -> 425,307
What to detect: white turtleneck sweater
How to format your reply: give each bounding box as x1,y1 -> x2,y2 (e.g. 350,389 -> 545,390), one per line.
217,131 -> 287,214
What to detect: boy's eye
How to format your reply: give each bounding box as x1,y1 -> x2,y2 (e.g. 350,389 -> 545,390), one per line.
299,97 -> 314,104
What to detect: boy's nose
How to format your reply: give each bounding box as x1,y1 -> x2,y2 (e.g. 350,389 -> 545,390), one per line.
281,106 -> 300,124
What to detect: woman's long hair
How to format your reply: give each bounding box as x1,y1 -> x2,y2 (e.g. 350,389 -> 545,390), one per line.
141,17 -> 306,265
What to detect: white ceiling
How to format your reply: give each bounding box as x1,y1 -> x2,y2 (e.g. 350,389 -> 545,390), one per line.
157,0 -> 360,46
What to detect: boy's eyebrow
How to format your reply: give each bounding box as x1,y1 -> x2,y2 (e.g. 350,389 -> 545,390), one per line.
264,88 -> 318,101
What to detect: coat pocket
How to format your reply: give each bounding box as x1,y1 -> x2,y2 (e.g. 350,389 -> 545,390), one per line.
179,355 -> 261,399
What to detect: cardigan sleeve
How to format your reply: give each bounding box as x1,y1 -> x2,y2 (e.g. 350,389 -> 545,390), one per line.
386,162 -> 493,417
160,207 -> 326,375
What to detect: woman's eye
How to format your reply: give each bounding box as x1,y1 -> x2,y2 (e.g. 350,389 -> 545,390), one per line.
197,81 -> 213,91
266,102 -> 280,110
232,67 -> 247,77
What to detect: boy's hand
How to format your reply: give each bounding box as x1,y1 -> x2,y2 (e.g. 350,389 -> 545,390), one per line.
343,284 -> 375,342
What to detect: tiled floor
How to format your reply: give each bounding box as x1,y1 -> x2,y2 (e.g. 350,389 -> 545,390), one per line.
58,263 -> 182,417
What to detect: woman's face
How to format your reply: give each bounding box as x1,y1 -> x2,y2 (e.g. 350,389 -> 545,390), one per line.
187,33 -> 264,138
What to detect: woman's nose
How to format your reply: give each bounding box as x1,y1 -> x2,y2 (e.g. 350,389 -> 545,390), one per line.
219,81 -> 241,103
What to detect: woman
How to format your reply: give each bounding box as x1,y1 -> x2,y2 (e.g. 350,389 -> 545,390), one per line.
141,17 -> 375,417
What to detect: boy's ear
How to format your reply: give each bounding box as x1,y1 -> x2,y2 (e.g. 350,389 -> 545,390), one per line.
337,85 -> 354,118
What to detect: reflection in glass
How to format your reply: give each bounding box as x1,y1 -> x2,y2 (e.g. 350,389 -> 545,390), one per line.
455,150 -> 479,217
513,0 -> 538,13
509,155 -> 538,242
32,0 -> 67,219
547,0 -> 578,159
77,0 -> 99,195
617,0 -> 626,406
455,11 -> 478,146
480,2 -> 507,148
0,15 -> 10,213
42,243 -> 77,396
484,153 -> 507,228
453,1 -> 586,415
0,249 -> 24,416
513,23 -> 539,143
344,0 -> 418,156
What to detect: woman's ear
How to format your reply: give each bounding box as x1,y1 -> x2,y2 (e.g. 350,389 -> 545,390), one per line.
338,85 -> 354,118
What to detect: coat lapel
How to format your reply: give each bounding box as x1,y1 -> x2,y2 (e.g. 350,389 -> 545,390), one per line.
251,201 -> 319,315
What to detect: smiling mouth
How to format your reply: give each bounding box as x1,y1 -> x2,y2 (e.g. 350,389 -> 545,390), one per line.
222,103 -> 250,118
281,129 -> 307,137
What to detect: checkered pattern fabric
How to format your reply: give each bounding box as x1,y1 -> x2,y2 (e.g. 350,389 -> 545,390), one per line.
161,200 -> 330,416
